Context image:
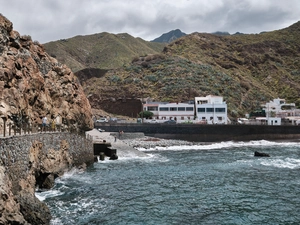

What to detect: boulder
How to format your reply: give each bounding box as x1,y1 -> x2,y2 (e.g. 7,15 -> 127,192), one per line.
254,151 -> 270,157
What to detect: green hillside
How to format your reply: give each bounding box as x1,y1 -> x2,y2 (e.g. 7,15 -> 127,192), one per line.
44,22 -> 300,119
77,22 -> 300,118
44,32 -> 165,72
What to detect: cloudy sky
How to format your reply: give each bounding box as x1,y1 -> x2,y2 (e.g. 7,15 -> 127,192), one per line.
1,0 -> 299,43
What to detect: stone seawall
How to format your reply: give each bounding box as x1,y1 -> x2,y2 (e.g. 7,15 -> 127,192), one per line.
0,132 -> 94,225
96,124 -> 300,142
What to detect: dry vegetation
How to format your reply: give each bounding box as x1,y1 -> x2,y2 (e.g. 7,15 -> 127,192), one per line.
44,22 -> 300,118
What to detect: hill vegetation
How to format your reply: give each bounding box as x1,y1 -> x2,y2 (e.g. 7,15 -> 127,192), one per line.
44,32 -> 165,73
45,22 -> 300,119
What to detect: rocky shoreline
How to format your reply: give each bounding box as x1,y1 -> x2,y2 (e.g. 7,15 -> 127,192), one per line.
124,136 -> 197,149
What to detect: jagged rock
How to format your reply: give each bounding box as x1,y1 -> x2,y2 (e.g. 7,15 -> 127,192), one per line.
254,151 -> 270,157
0,166 -> 29,225
0,14 -> 93,131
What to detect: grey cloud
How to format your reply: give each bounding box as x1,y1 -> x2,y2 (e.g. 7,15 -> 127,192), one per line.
0,0 -> 299,43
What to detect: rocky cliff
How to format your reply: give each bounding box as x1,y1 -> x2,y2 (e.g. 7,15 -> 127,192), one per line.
0,14 -> 93,130
0,14 -> 94,225
0,133 -> 93,225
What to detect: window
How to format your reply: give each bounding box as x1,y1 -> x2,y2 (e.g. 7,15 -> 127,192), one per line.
202,117 -> 206,120
170,107 -> 177,111
207,108 -> 214,112
217,117 -> 223,121
159,107 -> 169,111
186,107 -> 194,111
178,107 -> 185,111
148,106 -> 158,111
198,108 -> 205,112
215,108 -> 225,113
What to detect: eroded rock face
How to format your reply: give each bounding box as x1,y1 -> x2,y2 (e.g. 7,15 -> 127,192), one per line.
0,14 -> 93,130
0,166 -> 29,225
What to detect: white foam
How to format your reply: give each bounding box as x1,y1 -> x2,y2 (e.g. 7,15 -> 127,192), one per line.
261,157 -> 300,169
138,140 -> 300,151
35,189 -> 64,201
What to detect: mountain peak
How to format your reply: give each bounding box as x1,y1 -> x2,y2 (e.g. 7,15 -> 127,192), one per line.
151,29 -> 187,43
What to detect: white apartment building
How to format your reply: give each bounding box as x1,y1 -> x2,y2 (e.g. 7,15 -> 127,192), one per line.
143,95 -> 228,124
195,95 -> 228,124
261,98 -> 300,125
143,102 -> 195,123
261,98 -> 300,118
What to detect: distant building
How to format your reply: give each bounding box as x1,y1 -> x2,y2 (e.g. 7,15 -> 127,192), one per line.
143,101 -> 195,123
195,95 -> 228,124
261,98 -> 300,125
143,95 -> 228,124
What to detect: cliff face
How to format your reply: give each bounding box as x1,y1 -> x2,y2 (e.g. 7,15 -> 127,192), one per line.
0,133 -> 94,225
0,14 -> 93,130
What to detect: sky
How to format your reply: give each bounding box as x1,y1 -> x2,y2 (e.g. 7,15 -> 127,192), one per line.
1,0 -> 299,44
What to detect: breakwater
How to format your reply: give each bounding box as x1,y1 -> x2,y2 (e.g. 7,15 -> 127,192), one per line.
95,124 -> 300,142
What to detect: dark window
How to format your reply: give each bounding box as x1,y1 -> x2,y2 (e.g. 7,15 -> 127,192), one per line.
178,107 -> 185,111
170,107 -> 177,111
215,108 -> 225,113
207,108 -> 214,112
198,108 -> 205,112
159,107 -> 169,111
186,107 -> 194,111
148,106 -> 158,111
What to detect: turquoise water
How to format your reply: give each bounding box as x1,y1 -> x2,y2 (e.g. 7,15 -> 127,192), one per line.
37,140 -> 300,225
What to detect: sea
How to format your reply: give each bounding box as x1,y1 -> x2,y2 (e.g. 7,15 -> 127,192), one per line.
36,140 -> 300,225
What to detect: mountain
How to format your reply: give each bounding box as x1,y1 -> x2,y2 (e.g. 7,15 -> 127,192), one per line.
151,29 -> 187,43
44,33 -> 165,73
76,21 -> 300,118
212,31 -> 231,36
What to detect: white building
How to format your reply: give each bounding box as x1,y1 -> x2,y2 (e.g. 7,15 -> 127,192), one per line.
143,95 -> 228,124
143,102 -> 195,123
195,95 -> 228,124
261,98 -> 300,125
261,98 -> 299,118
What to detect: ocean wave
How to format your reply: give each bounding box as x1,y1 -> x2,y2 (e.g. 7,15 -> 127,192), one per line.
261,157 -> 300,169
137,140 -> 300,151
35,189 -> 64,201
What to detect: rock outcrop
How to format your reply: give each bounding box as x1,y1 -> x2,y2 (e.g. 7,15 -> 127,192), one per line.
0,14 -> 94,225
0,14 -> 93,131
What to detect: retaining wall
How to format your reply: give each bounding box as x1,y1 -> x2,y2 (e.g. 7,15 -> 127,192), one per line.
0,132 -> 94,192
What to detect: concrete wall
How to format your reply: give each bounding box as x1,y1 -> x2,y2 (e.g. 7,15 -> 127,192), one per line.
95,124 -> 300,142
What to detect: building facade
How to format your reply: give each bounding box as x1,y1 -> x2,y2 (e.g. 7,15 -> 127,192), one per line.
143,102 -> 195,123
143,95 -> 228,124
261,98 -> 300,125
195,95 -> 228,124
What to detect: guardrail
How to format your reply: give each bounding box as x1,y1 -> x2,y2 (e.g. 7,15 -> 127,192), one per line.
0,121 -> 79,137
